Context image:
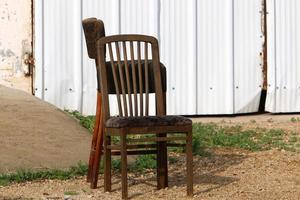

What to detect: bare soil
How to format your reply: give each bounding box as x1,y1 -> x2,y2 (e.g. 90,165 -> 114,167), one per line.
0,85 -> 91,173
0,149 -> 299,200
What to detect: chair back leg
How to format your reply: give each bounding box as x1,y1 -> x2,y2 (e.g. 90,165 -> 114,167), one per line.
121,132 -> 128,199
157,133 -> 168,189
104,134 -> 112,191
90,114 -> 104,189
186,130 -> 193,196
87,92 -> 102,182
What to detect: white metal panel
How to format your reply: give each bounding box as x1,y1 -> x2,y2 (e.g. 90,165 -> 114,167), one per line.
82,0 -> 120,115
35,0 -> 264,115
197,0 -> 263,114
161,0 -> 197,115
266,0 -> 300,112
42,0 -> 82,111
197,0 -> 234,114
265,0 -> 277,112
120,0 -> 159,37
233,0 -> 264,113
34,0 -> 44,98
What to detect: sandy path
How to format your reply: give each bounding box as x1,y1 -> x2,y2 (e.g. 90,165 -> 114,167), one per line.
0,85 -> 91,173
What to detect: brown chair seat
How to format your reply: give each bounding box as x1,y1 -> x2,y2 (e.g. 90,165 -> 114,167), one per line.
106,115 -> 192,128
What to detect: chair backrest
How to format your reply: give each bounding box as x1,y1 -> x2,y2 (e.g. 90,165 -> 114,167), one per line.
82,18 -> 106,59
96,35 -> 166,120
82,18 -> 106,91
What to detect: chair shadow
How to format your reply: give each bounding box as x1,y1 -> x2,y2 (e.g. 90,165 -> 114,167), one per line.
96,151 -> 247,199
167,152 -> 246,195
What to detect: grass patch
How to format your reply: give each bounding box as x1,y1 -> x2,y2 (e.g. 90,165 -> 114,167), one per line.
192,123 -> 300,155
0,156 -> 159,186
291,117 -> 300,123
0,162 -> 88,186
131,155 -> 156,172
66,110 -> 95,132
64,191 -> 79,195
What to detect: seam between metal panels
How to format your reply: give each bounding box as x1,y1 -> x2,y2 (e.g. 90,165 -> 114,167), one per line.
195,0 -> 198,113
79,0 -> 84,113
273,0 -> 277,112
118,0 -> 121,34
41,0 -> 45,100
157,0 -> 161,44
232,0 -> 236,114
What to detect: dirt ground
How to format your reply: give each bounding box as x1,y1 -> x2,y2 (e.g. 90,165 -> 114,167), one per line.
0,85 -> 91,173
0,149 -> 299,200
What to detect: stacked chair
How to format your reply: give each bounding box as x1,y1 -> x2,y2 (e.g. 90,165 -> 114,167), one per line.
82,18 -> 193,200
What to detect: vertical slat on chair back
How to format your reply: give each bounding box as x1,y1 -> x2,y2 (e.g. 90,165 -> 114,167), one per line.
97,35 -> 164,120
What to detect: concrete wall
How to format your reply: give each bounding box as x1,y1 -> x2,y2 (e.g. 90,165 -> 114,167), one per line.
0,0 -> 32,92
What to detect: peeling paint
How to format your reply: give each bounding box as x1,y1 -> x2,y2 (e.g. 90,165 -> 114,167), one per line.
0,0 -> 32,93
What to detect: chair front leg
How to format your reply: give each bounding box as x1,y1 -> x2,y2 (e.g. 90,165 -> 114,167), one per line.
157,133 -> 168,189
120,131 -> 128,199
104,132 -> 112,192
186,129 -> 193,196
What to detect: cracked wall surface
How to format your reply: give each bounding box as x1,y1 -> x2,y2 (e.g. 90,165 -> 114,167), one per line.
0,0 -> 32,92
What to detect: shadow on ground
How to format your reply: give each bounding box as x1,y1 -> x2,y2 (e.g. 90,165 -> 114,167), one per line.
97,150 -> 247,199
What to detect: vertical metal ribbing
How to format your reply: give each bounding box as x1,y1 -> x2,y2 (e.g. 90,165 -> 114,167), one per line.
157,0 -> 161,44
273,0 -> 277,112
79,0 -> 84,113
232,0 -> 236,114
118,0 -> 121,34
195,0 -> 198,114
41,0 -> 45,100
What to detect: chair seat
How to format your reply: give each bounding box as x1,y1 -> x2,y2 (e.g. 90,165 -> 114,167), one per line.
105,115 -> 192,128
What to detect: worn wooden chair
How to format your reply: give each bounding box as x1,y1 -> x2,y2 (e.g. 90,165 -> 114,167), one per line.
82,18 -> 106,184
82,18 -> 170,191
96,34 -> 193,199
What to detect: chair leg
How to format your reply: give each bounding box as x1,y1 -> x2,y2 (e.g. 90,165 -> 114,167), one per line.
87,92 -> 102,182
90,120 -> 104,189
120,132 -> 128,199
186,130 -> 193,196
104,134 -> 112,192
157,133 -> 168,189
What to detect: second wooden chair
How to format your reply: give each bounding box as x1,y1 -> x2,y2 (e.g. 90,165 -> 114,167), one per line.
96,34 -> 193,199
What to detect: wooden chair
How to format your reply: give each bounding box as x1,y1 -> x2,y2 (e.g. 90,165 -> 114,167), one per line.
96,34 -> 193,199
82,18 -> 170,190
82,18 -> 106,184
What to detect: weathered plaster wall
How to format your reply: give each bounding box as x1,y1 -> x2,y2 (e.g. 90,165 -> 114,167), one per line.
0,0 -> 32,92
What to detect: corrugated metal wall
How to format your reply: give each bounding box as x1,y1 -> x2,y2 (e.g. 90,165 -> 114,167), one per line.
266,0 -> 300,113
35,0 -> 264,115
